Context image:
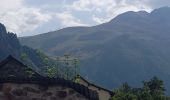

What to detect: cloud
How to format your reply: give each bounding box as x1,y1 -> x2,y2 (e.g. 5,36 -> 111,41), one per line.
0,0 -> 23,12
92,15 -> 108,24
0,0 -> 52,35
0,8 -> 51,35
141,0 -> 170,8
106,3 -> 151,18
70,0 -> 116,11
55,12 -> 88,27
1,0 -> 170,36
69,0 -> 152,24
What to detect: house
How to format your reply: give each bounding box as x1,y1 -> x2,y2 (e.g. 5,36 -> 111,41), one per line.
76,75 -> 114,100
0,55 -> 42,79
0,55 -> 99,100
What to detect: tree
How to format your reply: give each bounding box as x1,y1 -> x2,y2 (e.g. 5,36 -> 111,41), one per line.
143,77 -> 166,100
120,82 -> 132,93
46,66 -> 58,78
140,85 -> 153,100
64,54 -> 70,80
59,54 -> 80,80
112,77 -> 169,100
112,83 -> 138,100
20,53 -> 28,61
73,58 -> 79,77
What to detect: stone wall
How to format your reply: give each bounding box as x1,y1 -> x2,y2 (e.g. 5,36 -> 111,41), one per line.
0,83 -> 88,100
78,78 -> 112,100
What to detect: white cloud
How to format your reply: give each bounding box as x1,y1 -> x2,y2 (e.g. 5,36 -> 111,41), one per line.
70,0 -> 116,11
71,0 -> 91,11
0,0 -> 52,35
0,0 -> 23,12
0,8 -> 51,35
69,0 -> 152,24
0,0 -> 169,36
56,12 -> 87,27
106,5 -> 149,18
92,15 -> 108,24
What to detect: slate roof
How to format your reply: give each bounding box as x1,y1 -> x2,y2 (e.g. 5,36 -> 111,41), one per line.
78,75 -> 114,96
0,55 -> 42,79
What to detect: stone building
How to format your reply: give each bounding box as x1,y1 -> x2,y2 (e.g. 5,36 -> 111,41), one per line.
0,55 -> 99,100
77,76 -> 114,100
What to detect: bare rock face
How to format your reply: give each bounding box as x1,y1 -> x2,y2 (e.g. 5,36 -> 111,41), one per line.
0,23 -> 20,60
0,23 -> 54,73
0,83 -> 88,100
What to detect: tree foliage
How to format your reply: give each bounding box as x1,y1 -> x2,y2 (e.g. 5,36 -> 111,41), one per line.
20,53 -> 28,61
112,77 -> 170,100
39,52 -> 80,80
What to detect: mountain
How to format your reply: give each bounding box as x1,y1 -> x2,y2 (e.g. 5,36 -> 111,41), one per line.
0,23 -> 52,73
20,7 -> 170,93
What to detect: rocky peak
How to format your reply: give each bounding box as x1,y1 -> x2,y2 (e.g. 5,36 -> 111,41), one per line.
0,23 -> 7,41
0,23 -> 7,34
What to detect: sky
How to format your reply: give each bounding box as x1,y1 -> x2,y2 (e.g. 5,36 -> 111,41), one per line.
0,0 -> 170,36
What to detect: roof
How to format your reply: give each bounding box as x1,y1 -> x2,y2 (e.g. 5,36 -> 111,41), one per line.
0,55 -> 31,68
0,55 -> 19,67
0,55 -> 42,78
78,75 -> 114,96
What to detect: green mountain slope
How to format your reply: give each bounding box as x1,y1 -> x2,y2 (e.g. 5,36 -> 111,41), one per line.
20,7 -> 170,93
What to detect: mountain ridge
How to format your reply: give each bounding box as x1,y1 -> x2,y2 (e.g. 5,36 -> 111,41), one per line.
19,7 -> 170,93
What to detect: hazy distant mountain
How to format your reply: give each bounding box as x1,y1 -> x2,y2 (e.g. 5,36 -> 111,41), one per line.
20,7 -> 170,93
0,23 -> 51,73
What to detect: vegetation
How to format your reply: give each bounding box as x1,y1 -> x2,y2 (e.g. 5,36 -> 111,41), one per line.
46,66 -> 58,78
112,77 -> 170,100
25,68 -> 35,78
39,52 -> 80,80
20,53 -> 28,61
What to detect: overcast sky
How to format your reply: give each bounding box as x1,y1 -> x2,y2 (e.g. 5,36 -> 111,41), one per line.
0,0 -> 169,36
